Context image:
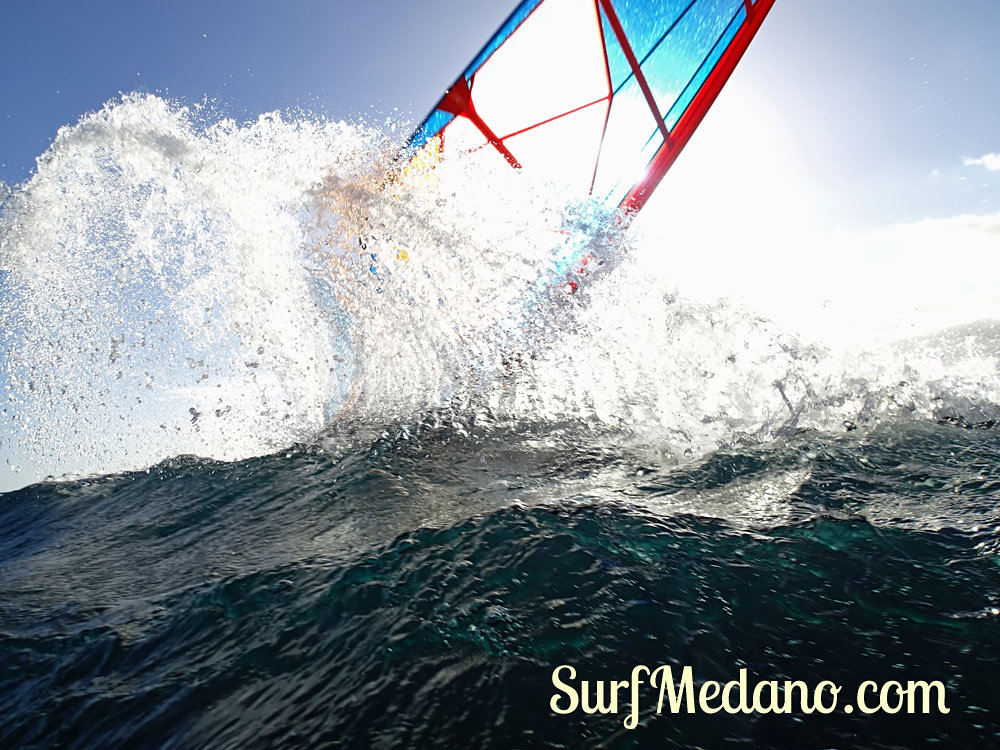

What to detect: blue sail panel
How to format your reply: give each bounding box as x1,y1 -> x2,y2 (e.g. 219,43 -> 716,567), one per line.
663,4 -> 746,129
406,0 -> 777,216
639,0 -> 745,126
408,109 -> 455,152
610,0 -> 693,66
599,2 -> 632,92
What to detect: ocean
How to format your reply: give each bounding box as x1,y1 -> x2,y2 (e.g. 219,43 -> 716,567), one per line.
1,95 -> 999,748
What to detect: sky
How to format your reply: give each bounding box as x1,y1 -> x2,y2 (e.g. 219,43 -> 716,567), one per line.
730,0 -> 1000,226
623,0 -> 1000,341
2,0 -> 999,224
0,0 -> 512,182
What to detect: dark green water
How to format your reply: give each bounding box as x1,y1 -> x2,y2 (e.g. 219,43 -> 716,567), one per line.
2,420 -> 999,748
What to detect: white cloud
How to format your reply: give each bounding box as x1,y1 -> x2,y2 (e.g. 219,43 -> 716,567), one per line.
636,134 -> 1000,348
628,86 -> 1000,348
964,153 -> 1000,171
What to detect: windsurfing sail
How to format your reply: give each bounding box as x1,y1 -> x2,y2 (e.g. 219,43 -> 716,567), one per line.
405,0 -> 776,217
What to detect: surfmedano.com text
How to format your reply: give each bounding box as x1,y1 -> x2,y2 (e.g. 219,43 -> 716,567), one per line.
550,665 -> 950,729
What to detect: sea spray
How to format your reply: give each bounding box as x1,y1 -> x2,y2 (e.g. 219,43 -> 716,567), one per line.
1,94 -> 998,493
1,95 -> 378,483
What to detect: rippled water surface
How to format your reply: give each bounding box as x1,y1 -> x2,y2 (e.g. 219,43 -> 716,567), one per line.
2,421 -> 999,748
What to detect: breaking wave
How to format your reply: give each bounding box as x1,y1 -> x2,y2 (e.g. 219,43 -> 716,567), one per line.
1,94 -> 997,490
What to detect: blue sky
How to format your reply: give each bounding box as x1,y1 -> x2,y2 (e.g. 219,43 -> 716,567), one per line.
1,0 -> 511,182
2,0 -> 999,229
753,0 -> 1000,225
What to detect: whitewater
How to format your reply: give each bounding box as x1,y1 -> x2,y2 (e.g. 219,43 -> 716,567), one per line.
1,94 -> 996,491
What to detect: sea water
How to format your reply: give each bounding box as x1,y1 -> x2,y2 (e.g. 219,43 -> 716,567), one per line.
1,95 -> 998,748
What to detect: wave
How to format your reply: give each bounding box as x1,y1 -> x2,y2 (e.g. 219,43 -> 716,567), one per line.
1,94 -> 997,491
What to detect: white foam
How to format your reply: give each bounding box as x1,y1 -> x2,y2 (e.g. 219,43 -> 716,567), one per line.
1,95 -> 997,492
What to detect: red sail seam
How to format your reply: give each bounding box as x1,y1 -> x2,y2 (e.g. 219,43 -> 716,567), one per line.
498,96 -> 610,141
621,0 -> 775,217
597,0 -> 671,146
591,0 -> 615,193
